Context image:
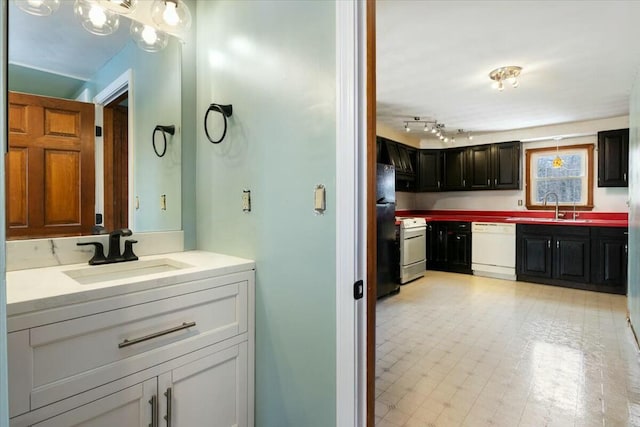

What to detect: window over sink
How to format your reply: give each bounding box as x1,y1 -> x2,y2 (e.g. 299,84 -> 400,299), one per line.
525,143 -> 594,210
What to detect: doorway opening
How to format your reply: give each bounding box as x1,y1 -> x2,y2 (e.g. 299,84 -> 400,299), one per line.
103,92 -> 129,231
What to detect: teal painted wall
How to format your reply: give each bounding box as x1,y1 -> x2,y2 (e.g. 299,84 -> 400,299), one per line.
629,77 -> 640,333
79,39 -> 182,233
195,1 -> 337,425
8,64 -> 85,99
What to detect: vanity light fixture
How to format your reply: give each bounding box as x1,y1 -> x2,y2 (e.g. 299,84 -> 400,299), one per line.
130,21 -> 168,52
74,0 -> 120,36
97,0 -> 137,14
152,124 -> 175,158
489,65 -> 522,91
14,0 -> 60,16
151,0 -> 192,35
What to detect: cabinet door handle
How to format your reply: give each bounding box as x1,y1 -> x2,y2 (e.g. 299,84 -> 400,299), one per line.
625,244 -> 628,254
164,387 -> 173,427
118,322 -> 196,348
495,178 -> 497,186
437,180 -> 441,189
149,395 -> 158,427
624,173 -> 627,182
463,179 -> 466,187
556,241 -> 560,249
547,240 -> 551,249
487,179 -> 490,186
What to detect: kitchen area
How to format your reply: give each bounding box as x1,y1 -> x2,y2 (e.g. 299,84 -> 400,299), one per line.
376,126 -> 629,298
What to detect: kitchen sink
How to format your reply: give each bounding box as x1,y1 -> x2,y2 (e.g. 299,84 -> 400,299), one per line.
64,258 -> 193,285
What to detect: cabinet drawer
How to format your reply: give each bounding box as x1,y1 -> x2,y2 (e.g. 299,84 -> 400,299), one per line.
17,278 -> 248,412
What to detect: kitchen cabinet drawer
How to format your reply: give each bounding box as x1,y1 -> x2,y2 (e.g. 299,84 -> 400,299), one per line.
12,278 -> 248,413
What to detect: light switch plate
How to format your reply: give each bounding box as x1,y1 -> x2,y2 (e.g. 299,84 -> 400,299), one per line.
314,184 -> 326,214
242,189 -> 251,212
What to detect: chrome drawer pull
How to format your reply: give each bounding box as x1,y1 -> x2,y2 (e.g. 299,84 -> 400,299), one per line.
118,322 -> 196,348
149,395 -> 158,427
164,387 -> 173,427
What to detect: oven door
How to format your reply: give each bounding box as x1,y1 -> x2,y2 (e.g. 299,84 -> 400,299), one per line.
402,227 -> 426,266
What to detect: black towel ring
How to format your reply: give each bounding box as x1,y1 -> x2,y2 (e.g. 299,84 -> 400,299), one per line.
153,125 -> 175,157
204,103 -> 233,144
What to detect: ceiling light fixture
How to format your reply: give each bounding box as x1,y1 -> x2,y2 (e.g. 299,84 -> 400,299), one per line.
97,0 -> 137,14
74,0 -> 120,36
151,0 -> 192,35
130,21 -> 169,52
404,118 -> 456,143
15,0 -> 60,16
489,65 -> 522,91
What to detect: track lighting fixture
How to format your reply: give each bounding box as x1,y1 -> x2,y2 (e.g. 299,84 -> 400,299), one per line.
489,65 -> 522,91
403,118 -> 459,143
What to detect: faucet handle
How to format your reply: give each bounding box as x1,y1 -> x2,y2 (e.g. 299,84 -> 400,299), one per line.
77,242 -> 107,265
123,240 -> 139,261
110,228 -> 132,237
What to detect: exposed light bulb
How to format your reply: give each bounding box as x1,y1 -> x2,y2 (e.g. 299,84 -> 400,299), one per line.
431,127 -> 437,134
439,135 -> 444,141
163,1 -> 180,26
88,5 -> 107,27
492,81 -> 500,90
512,78 -> 519,88
468,134 -> 473,141
444,137 -> 449,143
424,124 -> 428,132
436,131 -> 441,137
141,25 -> 158,44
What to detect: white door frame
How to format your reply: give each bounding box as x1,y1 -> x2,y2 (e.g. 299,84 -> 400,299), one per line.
335,0 -> 367,425
0,2 -> 9,426
94,69 -> 135,231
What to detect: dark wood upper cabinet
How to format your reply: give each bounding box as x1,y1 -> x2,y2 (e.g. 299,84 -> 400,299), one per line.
466,145 -> 492,190
465,141 -> 520,191
376,136 -> 417,191
598,128 -> 628,187
417,150 -> 441,192
492,141 -> 520,189
442,148 -> 467,190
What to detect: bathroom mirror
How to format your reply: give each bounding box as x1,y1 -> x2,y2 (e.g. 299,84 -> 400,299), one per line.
7,0 -> 182,240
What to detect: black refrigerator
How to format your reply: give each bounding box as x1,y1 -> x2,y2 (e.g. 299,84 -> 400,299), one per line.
376,163 -> 400,298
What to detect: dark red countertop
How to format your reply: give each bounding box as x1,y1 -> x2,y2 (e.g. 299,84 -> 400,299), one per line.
395,210 -> 628,228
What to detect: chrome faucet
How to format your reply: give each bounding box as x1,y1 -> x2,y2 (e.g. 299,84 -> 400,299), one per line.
543,192 -> 560,220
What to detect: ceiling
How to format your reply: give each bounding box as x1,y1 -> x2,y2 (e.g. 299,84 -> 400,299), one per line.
8,0 -> 146,81
377,1 -> 640,138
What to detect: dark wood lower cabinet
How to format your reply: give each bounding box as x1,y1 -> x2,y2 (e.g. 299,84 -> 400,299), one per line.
427,221 -> 472,274
516,224 -> 626,294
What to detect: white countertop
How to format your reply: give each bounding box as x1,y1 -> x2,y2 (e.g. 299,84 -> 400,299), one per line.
7,250 -> 255,317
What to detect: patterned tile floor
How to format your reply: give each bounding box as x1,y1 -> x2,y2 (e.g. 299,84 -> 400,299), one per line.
375,271 -> 640,427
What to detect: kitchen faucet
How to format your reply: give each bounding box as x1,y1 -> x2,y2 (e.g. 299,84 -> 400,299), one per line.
543,192 -> 560,220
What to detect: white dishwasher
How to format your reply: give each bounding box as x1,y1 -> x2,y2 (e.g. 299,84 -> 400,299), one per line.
471,222 -> 516,280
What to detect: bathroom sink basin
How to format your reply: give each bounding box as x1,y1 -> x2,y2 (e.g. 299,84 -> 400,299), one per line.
64,258 -> 193,285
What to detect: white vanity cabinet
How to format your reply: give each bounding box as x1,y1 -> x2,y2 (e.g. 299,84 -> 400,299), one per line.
7,252 -> 255,427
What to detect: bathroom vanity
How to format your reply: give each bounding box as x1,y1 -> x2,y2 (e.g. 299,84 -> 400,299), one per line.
6,251 -> 255,427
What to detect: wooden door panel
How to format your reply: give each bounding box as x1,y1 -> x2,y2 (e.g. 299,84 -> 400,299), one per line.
7,147 -> 29,227
9,103 -> 28,133
44,150 -> 81,225
44,108 -> 81,137
7,91 -> 95,239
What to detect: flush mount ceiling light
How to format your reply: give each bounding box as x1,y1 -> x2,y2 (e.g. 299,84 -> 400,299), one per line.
151,0 -> 192,35
130,21 -> 168,52
489,65 -> 522,91
97,0 -> 137,14
74,0 -> 120,36
14,0 -> 60,16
